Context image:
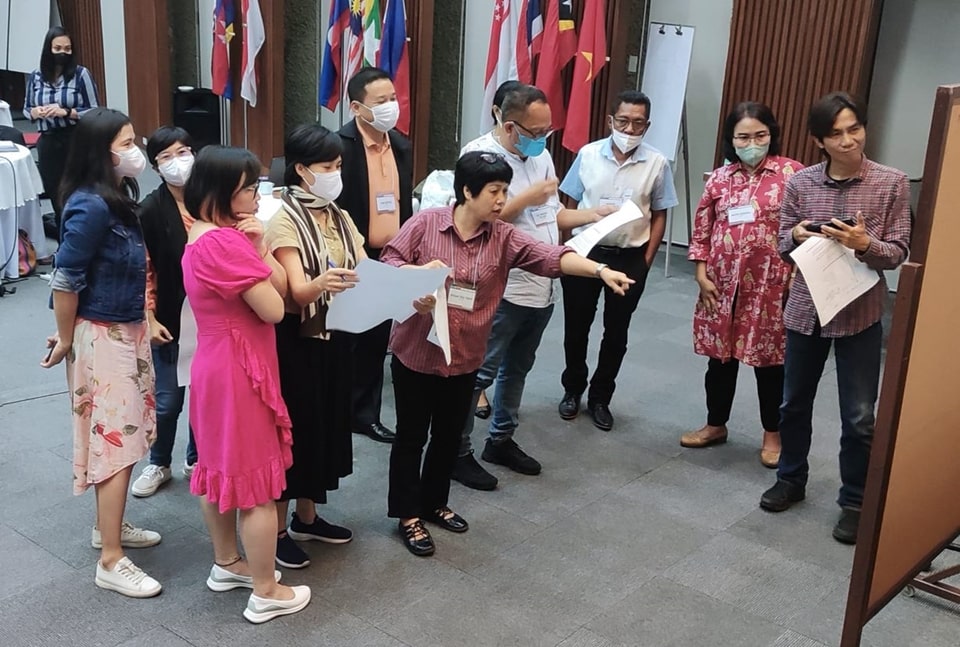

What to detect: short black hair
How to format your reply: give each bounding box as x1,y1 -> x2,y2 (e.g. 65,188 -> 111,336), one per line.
39,27 -> 77,84
500,84 -> 548,122
721,101 -> 782,162
492,80 -> 522,122
454,151 -> 513,205
347,67 -> 392,103
146,126 -> 193,167
808,92 -> 868,141
184,146 -> 262,225
59,107 -> 139,223
610,90 -> 651,118
283,123 -> 343,186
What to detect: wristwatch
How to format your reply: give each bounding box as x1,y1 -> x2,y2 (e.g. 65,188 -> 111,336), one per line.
594,263 -> 608,277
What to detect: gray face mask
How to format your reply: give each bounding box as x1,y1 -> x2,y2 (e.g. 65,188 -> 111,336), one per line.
735,143 -> 769,167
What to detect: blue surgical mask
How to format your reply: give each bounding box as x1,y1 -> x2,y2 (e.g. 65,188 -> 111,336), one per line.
735,143 -> 769,168
515,132 -> 548,158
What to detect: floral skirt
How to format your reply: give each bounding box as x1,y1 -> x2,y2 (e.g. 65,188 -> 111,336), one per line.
67,318 -> 156,495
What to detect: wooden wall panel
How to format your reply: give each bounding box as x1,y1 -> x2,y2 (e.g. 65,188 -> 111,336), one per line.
123,0 -> 172,138
60,0 -> 108,102
409,0 -> 435,184
716,0 -> 884,167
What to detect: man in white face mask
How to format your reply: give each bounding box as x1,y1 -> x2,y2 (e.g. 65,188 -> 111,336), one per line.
132,126 -> 200,498
336,67 -> 414,445
557,90 -> 678,432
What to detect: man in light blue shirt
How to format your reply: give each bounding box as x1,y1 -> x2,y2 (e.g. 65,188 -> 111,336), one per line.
558,90 -> 678,430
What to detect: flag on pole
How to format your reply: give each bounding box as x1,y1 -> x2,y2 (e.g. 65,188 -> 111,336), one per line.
515,0 -> 543,84
319,0 -> 353,110
562,0 -> 607,152
239,0 -> 265,106
362,0 -> 382,67
212,0 -> 236,100
381,0 -> 410,135
480,0 -> 520,133
535,0 -> 577,129
345,0 -> 365,105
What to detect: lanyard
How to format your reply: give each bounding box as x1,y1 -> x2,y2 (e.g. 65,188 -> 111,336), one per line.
449,228 -> 484,288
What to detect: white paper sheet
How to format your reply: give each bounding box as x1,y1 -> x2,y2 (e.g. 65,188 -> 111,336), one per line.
255,195 -> 283,222
564,200 -> 644,256
326,258 -> 451,334
176,297 -> 197,387
426,287 -> 451,365
790,237 -> 880,325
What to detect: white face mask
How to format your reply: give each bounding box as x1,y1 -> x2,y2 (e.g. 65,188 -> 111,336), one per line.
112,146 -> 146,178
303,167 -> 343,203
611,129 -> 643,154
361,100 -> 400,132
157,154 -> 194,187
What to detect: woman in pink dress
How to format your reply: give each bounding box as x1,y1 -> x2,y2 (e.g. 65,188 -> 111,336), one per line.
181,145 -> 310,623
682,102 -> 803,467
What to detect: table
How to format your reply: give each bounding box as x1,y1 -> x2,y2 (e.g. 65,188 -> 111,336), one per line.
0,100 -> 12,127
0,143 -> 48,279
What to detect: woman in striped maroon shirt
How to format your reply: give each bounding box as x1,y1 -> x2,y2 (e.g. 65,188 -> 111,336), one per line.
380,151 -> 633,556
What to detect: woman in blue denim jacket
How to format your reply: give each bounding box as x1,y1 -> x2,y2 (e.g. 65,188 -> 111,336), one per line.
41,107 -> 163,598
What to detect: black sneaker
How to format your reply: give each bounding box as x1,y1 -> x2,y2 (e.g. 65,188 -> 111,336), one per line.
759,480 -> 806,512
287,513 -> 353,544
832,508 -> 861,545
275,533 -> 311,569
451,453 -> 498,491
481,438 -> 542,475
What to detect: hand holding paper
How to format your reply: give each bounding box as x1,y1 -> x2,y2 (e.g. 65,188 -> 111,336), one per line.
565,200 -> 644,256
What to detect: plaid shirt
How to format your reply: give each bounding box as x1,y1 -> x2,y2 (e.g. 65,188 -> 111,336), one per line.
778,158 -> 911,337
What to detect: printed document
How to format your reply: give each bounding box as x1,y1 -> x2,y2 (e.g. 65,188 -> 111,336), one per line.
565,200 -> 644,256
790,237 -> 879,325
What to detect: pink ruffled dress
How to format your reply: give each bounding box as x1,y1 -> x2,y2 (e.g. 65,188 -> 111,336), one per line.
181,227 -> 293,513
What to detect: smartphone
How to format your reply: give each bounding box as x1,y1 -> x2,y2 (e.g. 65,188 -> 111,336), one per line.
44,345 -> 55,363
806,217 -> 856,233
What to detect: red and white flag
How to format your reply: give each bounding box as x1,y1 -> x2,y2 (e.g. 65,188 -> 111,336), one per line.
516,0 -> 543,84
239,0 -> 265,106
480,0 -> 520,133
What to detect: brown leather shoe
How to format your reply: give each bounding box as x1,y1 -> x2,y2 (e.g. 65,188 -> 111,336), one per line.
680,424 -> 728,448
759,449 -> 780,468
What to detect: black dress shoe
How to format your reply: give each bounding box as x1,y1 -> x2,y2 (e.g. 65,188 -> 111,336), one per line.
422,507 -> 469,533
558,392 -> 581,420
832,508 -> 860,545
354,422 -> 396,443
587,402 -> 614,431
759,480 -> 806,512
451,453 -> 498,490
481,438 -> 541,475
398,520 -> 435,556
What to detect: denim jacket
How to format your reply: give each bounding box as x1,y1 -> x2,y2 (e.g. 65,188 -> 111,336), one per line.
50,189 -> 147,322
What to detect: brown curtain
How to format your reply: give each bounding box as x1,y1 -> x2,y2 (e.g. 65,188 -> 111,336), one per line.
716,0 -> 884,167
60,0 -> 107,102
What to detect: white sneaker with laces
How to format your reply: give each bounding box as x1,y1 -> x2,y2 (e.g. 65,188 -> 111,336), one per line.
182,461 -> 196,479
95,557 -> 162,598
206,563 -> 282,592
243,585 -> 311,623
131,464 -> 171,497
92,521 -> 162,549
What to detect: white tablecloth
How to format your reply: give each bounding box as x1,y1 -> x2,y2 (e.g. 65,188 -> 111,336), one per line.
0,143 -> 48,279
0,100 -> 12,128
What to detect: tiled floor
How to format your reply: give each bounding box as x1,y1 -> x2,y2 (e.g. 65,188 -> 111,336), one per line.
0,248 -> 956,647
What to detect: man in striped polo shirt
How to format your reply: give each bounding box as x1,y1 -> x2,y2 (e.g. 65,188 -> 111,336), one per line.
759,92 -> 912,545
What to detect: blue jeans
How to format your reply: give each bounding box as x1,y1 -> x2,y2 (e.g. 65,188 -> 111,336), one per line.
149,342 -> 197,467
459,300 -> 554,456
777,323 -> 881,509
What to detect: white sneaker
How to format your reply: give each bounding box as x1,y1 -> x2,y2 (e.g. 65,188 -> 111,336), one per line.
131,465 -> 172,497
95,557 -> 162,598
92,521 -> 162,549
206,563 -> 282,592
182,461 -> 197,479
243,585 -> 311,623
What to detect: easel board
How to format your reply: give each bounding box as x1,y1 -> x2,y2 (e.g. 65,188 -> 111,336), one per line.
640,23 -> 695,162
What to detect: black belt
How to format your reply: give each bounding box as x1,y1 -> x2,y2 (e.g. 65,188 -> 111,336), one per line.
595,244 -> 647,255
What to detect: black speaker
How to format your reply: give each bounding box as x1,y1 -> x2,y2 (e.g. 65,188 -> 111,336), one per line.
173,88 -> 221,151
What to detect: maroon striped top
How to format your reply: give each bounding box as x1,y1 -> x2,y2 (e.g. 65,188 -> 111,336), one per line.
778,158 -> 911,337
380,206 -> 571,377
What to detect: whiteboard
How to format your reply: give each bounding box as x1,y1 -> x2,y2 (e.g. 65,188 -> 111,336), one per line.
0,0 -> 52,73
640,23 -> 695,162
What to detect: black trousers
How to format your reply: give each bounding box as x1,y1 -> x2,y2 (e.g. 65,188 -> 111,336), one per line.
387,357 -> 477,519
705,358 -> 784,431
561,244 -> 650,405
350,319 -> 392,428
36,126 -> 76,234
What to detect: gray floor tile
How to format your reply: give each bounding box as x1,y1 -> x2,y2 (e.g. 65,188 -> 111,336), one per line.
553,628 -> 626,647
0,524 -> 76,602
771,630 -> 830,647
114,626 -> 195,647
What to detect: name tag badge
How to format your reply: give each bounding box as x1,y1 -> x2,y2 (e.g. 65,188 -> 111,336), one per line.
376,192 -> 397,213
530,204 -> 557,226
448,284 -> 477,311
728,204 -> 756,225
599,196 -> 622,209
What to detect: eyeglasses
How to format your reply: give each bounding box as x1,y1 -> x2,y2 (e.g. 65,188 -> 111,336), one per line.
509,121 -> 553,139
612,117 -> 649,131
478,152 -> 505,164
732,131 -> 771,144
234,180 -> 260,196
155,148 -> 193,165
